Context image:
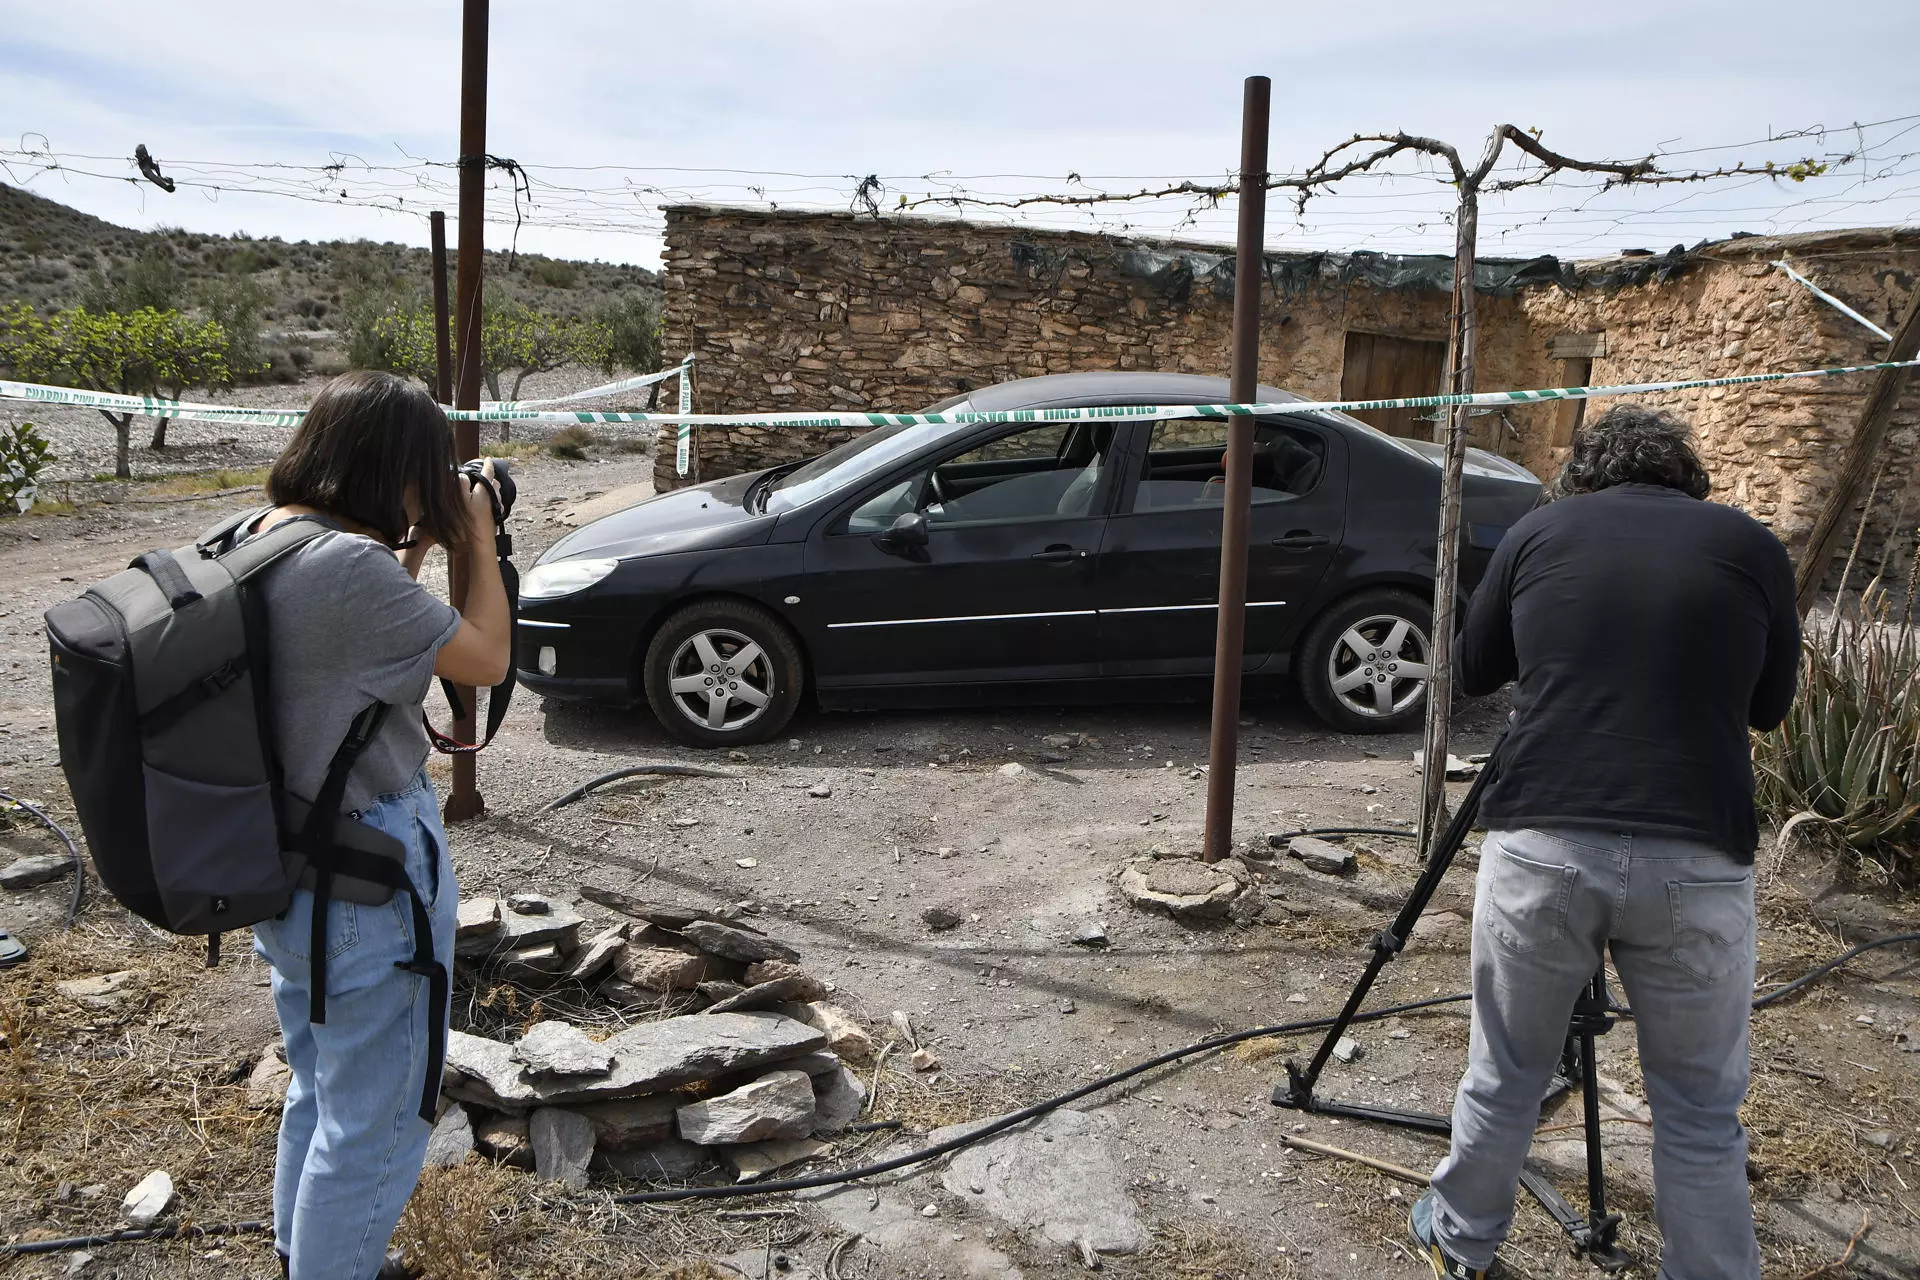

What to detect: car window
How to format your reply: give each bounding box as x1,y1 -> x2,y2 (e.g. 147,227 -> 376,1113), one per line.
1132,419 -> 1326,512
766,422 -> 952,513
845,422 -> 1114,531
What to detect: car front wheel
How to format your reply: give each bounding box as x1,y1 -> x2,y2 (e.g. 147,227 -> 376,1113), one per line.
643,599 -> 805,747
1296,589 -> 1434,734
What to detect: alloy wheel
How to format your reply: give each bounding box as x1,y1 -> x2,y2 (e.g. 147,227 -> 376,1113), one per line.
665,627 -> 775,732
1326,613 -> 1432,720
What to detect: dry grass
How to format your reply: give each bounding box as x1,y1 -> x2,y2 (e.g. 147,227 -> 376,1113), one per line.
1145,1219 -> 1299,1278
393,1164 -> 542,1280
862,1047 -> 1027,1134
1228,1035 -> 1294,1066
0,919 -> 280,1252
142,467 -> 271,497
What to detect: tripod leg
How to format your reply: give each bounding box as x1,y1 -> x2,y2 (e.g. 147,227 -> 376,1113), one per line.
1573,971 -> 1631,1269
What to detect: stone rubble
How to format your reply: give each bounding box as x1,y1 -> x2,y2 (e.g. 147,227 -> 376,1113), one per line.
1281,835 -> 1358,877
121,1170 -> 174,1227
425,888 -> 882,1198
0,852 -> 73,890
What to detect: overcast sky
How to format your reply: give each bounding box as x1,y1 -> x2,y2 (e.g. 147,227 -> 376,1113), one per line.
3,1 -> 1916,268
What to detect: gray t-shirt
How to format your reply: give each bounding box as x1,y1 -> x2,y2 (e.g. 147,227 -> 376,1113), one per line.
255,528 -> 461,814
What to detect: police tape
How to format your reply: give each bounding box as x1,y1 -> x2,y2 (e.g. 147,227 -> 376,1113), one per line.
481,355 -> 693,410
3,357 -> 1917,431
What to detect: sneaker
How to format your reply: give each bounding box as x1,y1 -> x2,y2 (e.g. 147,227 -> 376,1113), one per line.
1409,1191 -> 1490,1280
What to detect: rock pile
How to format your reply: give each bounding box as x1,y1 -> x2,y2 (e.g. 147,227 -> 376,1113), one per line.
429,888 -> 872,1188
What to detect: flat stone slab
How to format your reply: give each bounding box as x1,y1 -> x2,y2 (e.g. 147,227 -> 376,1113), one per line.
617,943 -> 729,993
573,1095 -> 685,1149
56,970 -> 145,1012
1286,836 -> 1357,877
443,1012 -> 826,1110
704,974 -> 824,1014
680,919 -> 801,964
812,1064 -> 867,1135
577,884 -> 727,930
122,1170 -> 174,1226
532,1106 -> 595,1189
247,1041 -> 291,1109
935,1108 -> 1146,1255
454,901 -> 584,958
456,897 -> 502,938
1118,856 -> 1250,920
424,1104 -> 474,1167
809,1182 -> 1022,1280
678,1070 -> 815,1144
512,1021 -> 615,1078
567,927 -> 628,983
1,852 -> 73,890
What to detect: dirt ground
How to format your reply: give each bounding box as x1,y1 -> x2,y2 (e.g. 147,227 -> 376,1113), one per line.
2,451 -> 1917,1280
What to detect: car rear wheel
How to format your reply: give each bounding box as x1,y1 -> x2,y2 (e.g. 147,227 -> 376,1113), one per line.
643,599 -> 805,747
1296,589 -> 1434,734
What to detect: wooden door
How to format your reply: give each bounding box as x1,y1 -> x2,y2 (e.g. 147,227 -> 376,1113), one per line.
1340,331 -> 1449,440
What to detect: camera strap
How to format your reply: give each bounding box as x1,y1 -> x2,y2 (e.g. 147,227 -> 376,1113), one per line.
425,528 -> 519,755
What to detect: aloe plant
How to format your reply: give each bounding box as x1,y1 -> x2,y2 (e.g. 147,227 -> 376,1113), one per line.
1756,580 -> 1920,882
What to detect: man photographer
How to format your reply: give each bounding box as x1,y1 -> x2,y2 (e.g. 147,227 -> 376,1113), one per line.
1408,406 -> 1800,1280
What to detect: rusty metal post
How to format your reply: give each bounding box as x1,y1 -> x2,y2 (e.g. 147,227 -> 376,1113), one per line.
430,211 -> 454,406
444,0 -> 489,824
1201,75 -> 1270,864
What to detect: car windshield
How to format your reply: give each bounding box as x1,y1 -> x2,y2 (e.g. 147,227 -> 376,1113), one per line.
765,421 -> 954,512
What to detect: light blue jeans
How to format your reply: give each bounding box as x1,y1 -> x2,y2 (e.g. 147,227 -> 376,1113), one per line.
253,772 -> 457,1280
1428,827 -> 1760,1280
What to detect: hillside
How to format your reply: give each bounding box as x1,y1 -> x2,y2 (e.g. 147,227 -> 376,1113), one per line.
0,183 -> 659,378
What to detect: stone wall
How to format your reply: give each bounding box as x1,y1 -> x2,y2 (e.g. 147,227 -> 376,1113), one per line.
656,206 -> 1919,572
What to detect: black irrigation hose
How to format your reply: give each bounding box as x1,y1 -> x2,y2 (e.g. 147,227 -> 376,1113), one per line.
1750,931 -> 1920,1010
1267,826 -> 1422,844
0,788 -> 85,926
543,764 -> 739,811
6,933 -> 1914,1253
606,990 -> 1477,1206
3,1220 -> 271,1257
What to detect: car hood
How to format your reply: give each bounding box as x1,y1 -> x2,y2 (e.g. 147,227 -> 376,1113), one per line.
538,471 -> 776,563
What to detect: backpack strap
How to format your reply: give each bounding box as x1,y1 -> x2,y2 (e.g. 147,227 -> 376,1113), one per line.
292,703 -> 450,1124
299,704 -> 388,1027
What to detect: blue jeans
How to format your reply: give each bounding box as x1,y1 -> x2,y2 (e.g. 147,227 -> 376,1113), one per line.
253,772 -> 457,1280
1428,828 -> 1759,1280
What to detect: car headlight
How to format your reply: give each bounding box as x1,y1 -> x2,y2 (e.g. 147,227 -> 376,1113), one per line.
521,557 -> 619,601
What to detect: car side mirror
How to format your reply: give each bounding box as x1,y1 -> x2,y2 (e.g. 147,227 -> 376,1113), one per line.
873,511 -> 930,557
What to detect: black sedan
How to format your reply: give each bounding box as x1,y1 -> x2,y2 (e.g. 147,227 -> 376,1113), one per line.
516,372 -> 1542,746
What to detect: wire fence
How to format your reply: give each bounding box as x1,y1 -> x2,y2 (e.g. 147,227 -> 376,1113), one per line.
4,113 -> 1918,259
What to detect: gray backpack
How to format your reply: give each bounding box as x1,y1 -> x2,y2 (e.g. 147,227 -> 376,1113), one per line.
46,508 -> 445,1121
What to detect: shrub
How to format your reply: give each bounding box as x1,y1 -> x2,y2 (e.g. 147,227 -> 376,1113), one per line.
0,421 -> 54,513
547,425 -> 597,460
529,257 -> 579,289
1755,583 -> 1920,883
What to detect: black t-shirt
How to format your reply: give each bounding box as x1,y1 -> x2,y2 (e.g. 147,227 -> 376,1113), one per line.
1457,483 -> 1800,861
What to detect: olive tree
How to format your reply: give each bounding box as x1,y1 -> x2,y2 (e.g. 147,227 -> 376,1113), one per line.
0,304 -> 232,478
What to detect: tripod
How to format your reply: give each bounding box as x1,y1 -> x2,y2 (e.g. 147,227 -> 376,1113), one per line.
1271,734 -> 1635,1272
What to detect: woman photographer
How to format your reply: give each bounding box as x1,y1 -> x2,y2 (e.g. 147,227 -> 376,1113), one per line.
248,371 -> 510,1279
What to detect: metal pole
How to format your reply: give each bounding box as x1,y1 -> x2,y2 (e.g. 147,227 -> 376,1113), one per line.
444,0 -> 489,824
430,211 -> 454,406
1201,75 -> 1270,865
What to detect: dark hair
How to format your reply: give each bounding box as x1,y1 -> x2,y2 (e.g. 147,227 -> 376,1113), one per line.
267,371 -> 465,547
1556,405 -> 1711,500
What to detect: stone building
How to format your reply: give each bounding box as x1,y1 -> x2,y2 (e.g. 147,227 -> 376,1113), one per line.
654,205 -> 1918,570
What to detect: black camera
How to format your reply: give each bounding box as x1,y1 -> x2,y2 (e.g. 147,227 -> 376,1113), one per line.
457,457 -> 516,525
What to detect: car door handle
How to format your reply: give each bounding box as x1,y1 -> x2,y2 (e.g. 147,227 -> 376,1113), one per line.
1271,532 -> 1330,551
1031,546 -> 1090,563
